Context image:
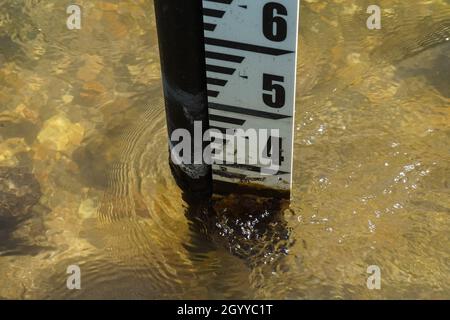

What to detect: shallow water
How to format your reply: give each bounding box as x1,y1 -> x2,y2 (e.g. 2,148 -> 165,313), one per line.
0,0 -> 449,299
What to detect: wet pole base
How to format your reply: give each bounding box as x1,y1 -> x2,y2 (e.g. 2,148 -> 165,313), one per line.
168,159 -> 211,198
154,0 -> 212,197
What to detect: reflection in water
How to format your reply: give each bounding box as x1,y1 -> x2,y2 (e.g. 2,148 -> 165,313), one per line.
0,0 -> 449,299
184,194 -> 292,267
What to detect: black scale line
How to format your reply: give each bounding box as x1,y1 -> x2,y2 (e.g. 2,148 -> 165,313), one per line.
207,78 -> 228,86
203,23 -> 217,31
207,90 -> 220,98
212,170 -> 251,180
203,8 -> 226,18
209,102 -> 291,120
209,126 -> 236,134
212,169 -> 267,182
203,0 -> 233,4
205,51 -> 245,63
217,164 -> 288,175
210,114 -> 246,125
206,64 -> 236,75
205,37 -> 293,56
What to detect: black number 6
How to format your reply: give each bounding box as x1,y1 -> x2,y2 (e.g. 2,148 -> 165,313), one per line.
263,2 -> 288,42
263,74 -> 285,109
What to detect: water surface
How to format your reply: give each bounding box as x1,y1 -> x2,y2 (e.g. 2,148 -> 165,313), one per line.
0,0 -> 449,299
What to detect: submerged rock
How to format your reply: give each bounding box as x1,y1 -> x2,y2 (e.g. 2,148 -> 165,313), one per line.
37,115 -> 84,152
396,42 -> 450,98
0,167 -> 49,257
0,166 -> 41,219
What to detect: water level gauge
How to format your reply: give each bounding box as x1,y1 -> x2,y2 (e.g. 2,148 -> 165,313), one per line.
202,0 -> 300,196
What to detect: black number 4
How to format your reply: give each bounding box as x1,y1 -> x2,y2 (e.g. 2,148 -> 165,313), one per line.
263,73 -> 285,109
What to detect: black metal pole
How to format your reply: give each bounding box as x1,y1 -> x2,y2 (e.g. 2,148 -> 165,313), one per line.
154,0 -> 212,196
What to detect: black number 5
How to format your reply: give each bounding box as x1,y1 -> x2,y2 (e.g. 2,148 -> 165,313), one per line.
263,74 -> 285,109
263,2 -> 288,42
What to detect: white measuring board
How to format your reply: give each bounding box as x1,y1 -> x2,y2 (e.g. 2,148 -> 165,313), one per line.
202,0 -> 300,195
